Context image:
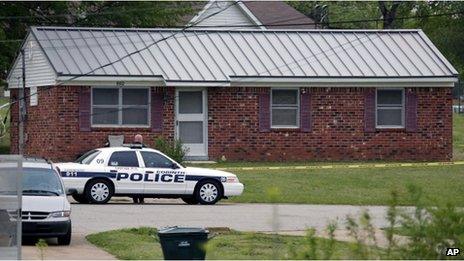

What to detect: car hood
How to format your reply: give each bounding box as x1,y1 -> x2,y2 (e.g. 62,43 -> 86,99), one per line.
22,195 -> 70,212
184,167 -> 236,177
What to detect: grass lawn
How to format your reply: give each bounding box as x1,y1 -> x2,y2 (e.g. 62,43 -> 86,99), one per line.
86,227 -> 367,260
182,114 -> 464,206
224,164 -> 464,206
453,113 -> 464,160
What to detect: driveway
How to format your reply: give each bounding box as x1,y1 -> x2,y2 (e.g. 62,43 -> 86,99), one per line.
21,198 -> 392,259
72,198 -> 390,235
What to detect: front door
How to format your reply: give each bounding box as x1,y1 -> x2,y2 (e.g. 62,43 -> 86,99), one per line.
175,88 -> 208,159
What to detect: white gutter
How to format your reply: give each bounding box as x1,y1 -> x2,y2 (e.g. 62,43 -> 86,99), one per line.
56,76 -> 166,87
230,77 -> 458,88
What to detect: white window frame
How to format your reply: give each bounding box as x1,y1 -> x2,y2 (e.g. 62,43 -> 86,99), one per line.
270,88 -> 300,129
91,86 -> 151,128
375,88 -> 405,129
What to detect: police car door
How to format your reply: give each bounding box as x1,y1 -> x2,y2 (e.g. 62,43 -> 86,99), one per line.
107,150 -> 144,194
139,151 -> 187,195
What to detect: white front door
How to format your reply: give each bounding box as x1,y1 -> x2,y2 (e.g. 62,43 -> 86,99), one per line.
175,88 -> 208,159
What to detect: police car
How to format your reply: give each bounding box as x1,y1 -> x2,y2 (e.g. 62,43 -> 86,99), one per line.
55,146 -> 244,205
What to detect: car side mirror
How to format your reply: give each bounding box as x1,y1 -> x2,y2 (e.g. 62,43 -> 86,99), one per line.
66,188 -> 77,196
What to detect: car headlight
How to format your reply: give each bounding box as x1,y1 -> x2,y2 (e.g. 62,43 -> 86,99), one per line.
225,176 -> 239,183
48,211 -> 71,218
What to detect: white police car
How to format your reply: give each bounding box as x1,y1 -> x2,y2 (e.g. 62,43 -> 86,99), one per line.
55,146 -> 244,205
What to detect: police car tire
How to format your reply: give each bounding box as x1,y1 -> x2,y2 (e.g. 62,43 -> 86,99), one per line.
85,179 -> 114,204
72,194 -> 89,204
194,180 -> 222,205
181,197 -> 199,205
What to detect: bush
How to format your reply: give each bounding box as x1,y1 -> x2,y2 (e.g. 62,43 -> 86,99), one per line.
291,185 -> 464,259
154,137 -> 188,164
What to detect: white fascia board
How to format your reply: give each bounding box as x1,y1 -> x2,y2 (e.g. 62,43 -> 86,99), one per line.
229,77 -> 458,88
166,81 -> 231,87
56,76 -> 166,87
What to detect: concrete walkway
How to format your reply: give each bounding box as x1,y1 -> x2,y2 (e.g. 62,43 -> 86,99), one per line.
22,233 -> 115,260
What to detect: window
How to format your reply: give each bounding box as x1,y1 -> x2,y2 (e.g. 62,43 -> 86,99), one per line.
23,168 -> 64,196
141,151 -> 175,168
376,89 -> 404,128
92,87 -> 149,126
75,150 -> 101,165
271,89 -> 299,128
108,151 -> 139,167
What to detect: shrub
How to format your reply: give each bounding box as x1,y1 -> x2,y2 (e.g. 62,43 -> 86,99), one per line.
291,185 -> 464,259
153,137 -> 188,164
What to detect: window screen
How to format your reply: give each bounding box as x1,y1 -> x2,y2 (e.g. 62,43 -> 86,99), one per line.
92,87 -> 149,126
179,121 -> 203,143
141,151 -> 174,168
178,91 -> 203,114
108,151 -> 139,167
271,89 -> 299,127
376,89 -> 404,127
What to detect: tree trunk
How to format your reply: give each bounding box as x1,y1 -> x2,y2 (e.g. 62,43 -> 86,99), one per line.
378,1 -> 401,29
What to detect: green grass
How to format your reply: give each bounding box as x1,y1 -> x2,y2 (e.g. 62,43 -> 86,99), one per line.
86,227 -> 363,260
453,114 -> 464,160
225,165 -> 464,206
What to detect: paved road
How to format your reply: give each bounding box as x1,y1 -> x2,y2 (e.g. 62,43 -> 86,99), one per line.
72,198 -> 390,234
21,198 -> 393,259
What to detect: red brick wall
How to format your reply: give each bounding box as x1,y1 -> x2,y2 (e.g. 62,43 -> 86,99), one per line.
10,86 -> 452,162
10,86 -> 174,160
207,87 -> 452,161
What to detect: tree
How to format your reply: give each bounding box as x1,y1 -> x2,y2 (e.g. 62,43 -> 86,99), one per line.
378,1 -> 401,29
0,1 -> 199,86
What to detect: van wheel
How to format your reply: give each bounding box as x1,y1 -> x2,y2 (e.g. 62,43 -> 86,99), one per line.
181,197 -> 199,205
85,179 -> 114,204
72,194 -> 89,204
195,180 -> 223,205
57,223 -> 72,245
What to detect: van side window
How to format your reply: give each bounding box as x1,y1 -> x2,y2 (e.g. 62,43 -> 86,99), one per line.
140,152 -> 174,168
108,151 -> 139,167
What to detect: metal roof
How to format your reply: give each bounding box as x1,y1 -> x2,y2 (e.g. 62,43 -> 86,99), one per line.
30,26 -> 458,84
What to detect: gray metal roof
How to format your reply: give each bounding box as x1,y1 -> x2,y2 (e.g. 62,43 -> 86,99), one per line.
30,26 -> 458,83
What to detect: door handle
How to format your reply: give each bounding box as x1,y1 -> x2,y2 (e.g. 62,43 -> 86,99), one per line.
110,170 -> 117,173
146,171 -> 154,174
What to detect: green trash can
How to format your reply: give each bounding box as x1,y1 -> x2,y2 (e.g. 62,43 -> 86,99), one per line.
158,227 -> 209,260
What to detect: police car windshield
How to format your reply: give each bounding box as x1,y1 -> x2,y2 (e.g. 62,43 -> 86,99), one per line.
75,150 -> 101,164
23,168 -> 64,196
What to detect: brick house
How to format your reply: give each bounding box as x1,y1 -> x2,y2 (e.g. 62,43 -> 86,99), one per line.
6,26 -> 458,162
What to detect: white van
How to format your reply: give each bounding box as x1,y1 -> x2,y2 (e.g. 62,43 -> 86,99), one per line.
21,158 -> 75,245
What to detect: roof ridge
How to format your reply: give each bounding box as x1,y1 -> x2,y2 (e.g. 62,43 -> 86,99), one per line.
31,26 -> 422,33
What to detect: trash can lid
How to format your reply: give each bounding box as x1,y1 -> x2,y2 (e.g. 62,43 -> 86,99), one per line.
158,226 -> 209,235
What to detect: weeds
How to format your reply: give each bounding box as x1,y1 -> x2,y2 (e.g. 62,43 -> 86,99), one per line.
292,184 -> 464,259
153,137 -> 188,164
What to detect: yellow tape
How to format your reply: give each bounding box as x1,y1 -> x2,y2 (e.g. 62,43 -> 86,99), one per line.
214,161 -> 464,171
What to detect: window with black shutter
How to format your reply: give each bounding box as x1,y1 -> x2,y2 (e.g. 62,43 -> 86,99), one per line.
376,89 -> 404,128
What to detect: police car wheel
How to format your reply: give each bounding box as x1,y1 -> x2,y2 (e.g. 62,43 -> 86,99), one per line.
181,197 -> 199,205
72,194 -> 89,204
85,179 -> 113,204
195,180 -> 222,205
